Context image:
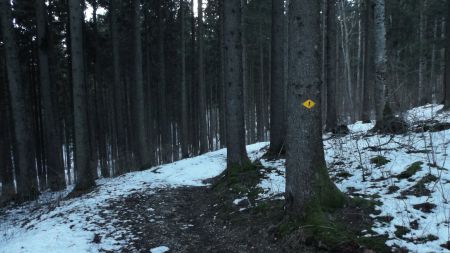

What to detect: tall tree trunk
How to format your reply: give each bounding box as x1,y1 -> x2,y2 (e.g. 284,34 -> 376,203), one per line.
190,0 -> 198,155
418,0 -> 428,105
256,24 -> 265,142
0,65 -> 15,202
439,18 -> 446,104
444,1 -> 450,108
218,0 -> 227,148
325,0 -> 338,132
431,18 -> 438,103
68,0 -> 95,191
86,4 -> 99,180
248,63 -> 256,143
223,0 -> 250,169
197,0 -> 208,154
362,0 -> 374,122
110,0 -> 126,174
373,0 -> 387,127
356,0 -> 364,119
338,0 -> 354,121
133,0 -> 150,167
158,2 -> 171,163
285,0 -> 344,216
91,0 -> 108,178
35,0 -> 66,190
269,0 -> 285,154
241,0 -> 248,144
180,0 -> 189,158
0,0 -> 39,200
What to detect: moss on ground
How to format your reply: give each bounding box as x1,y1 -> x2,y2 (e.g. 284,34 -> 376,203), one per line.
394,225 -> 410,238
212,159 -> 390,252
397,161 -> 423,179
415,234 -> 439,243
401,173 -> 437,197
370,156 -> 390,167
211,160 -> 266,205
277,197 -> 389,252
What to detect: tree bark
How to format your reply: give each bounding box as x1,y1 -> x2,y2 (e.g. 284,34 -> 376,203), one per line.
431,18 -> 438,103
68,0 -> 95,191
180,0 -> 189,158
338,0 -> 354,121
223,0 -> 250,169
35,0 -> 66,190
133,0 -> 150,167
444,1 -> 450,108
373,0 -> 387,126
0,0 -> 39,200
158,2 -> 171,163
418,0 -> 428,105
356,0 -> 364,119
256,24 -> 265,142
362,0 -> 374,122
197,0 -> 208,154
269,0 -> 285,154
285,0 -> 344,216
110,0 -> 127,174
325,0 -> 338,132
218,0 -> 227,148
0,63 -> 15,202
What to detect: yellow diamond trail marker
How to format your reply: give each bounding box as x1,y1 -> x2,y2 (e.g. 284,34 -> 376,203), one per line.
302,99 -> 315,109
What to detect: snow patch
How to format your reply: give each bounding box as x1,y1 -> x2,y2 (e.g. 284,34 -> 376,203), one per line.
150,246 -> 170,253
0,143 -> 267,253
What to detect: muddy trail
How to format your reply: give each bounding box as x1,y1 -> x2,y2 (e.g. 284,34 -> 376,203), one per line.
95,186 -> 322,253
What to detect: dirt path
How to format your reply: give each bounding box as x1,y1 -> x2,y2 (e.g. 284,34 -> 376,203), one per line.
96,186 -> 317,253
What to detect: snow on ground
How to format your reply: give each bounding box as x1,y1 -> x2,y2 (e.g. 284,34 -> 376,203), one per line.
3,104 -> 450,252
257,104 -> 450,252
149,245 -> 170,253
0,143 -> 267,253
405,104 -> 447,123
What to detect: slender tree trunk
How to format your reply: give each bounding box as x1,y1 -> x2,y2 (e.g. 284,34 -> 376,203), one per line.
0,0 -> 39,200
325,0 -> 338,132
362,0 -> 374,122
284,0 -> 289,137
196,0 -> 208,154
180,0 -> 189,158
418,0 -> 428,105
338,0 -> 354,121
269,0 -> 285,154
87,4 -> 99,180
158,2 -> 171,163
373,0 -> 387,127
431,18 -> 438,103
241,0 -> 248,144
223,0 -> 250,169
444,2 -> 450,108
248,63 -> 256,143
356,0 -> 364,119
68,0 -> 95,191
0,65 -> 15,202
286,0 -> 344,216
218,0 -> 226,148
190,0 -> 198,155
35,0 -> 66,190
133,0 -> 150,167
256,24 -> 265,142
91,0 -> 108,178
110,0 -> 126,174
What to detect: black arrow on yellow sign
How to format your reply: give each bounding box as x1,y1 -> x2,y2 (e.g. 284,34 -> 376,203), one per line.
302,99 -> 315,109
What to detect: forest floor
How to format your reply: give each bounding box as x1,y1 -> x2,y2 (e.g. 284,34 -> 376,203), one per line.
2,104 -> 450,253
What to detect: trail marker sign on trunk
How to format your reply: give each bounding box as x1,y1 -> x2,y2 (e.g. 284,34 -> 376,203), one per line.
302,99 -> 315,109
